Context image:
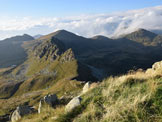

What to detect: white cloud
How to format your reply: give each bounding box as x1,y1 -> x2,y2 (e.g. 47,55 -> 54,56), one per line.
0,6 -> 162,39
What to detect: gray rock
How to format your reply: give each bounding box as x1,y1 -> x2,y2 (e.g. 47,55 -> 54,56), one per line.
34,37 -> 65,61
38,94 -> 58,113
44,94 -> 58,106
82,82 -> 90,93
60,48 -> 75,63
11,105 -> 32,122
65,96 -> 82,112
38,100 -> 42,114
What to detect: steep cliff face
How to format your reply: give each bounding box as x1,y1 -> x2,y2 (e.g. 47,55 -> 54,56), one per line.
60,48 -> 75,63
33,37 -> 65,61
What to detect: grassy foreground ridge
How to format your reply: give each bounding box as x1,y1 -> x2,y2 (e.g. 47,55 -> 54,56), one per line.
18,61 -> 162,122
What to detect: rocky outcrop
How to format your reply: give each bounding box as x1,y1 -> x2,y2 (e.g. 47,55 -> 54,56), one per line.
38,94 -> 58,113
34,37 -> 65,61
43,94 -> 58,106
11,105 -> 33,122
60,48 -> 75,63
65,96 -> 82,112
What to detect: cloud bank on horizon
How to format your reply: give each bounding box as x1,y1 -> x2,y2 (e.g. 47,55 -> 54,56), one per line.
0,6 -> 162,39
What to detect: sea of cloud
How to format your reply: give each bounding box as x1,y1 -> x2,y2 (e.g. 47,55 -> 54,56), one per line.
0,5 -> 162,40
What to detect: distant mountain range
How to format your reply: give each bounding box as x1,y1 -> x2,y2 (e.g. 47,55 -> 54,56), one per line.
151,29 -> 162,35
0,29 -> 162,121
33,34 -> 43,39
0,34 -> 34,68
1,29 -> 162,73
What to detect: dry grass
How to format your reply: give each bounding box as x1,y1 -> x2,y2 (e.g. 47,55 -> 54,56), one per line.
19,105 -> 65,122
72,66 -> 162,122
1,61 -> 162,122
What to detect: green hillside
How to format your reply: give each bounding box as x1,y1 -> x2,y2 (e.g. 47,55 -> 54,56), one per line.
13,61 -> 162,122
9,36 -> 96,97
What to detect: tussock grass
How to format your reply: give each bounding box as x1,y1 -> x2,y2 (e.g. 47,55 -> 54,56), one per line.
63,68 -> 162,122
1,62 -> 162,122
19,105 -> 65,122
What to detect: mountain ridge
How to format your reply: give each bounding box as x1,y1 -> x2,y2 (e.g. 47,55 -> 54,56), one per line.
0,34 -> 34,68
1,34 -> 34,42
0,28 -> 162,122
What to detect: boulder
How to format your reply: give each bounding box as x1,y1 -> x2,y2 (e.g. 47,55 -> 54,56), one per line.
65,96 -> 82,112
11,105 -> 32,122
152,61 -> 162,70
44,94 -> 58,106
82,82 -> 90,93
38,94 -> 58,113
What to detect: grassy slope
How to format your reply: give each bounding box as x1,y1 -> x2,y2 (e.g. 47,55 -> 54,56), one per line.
12,37 -> 79,95
0,48 -> 83,116
0,59 -> 84,116
0,35 -> 93,117
13,54 -> 79,96
0,78 -> 82,116
19,62 -> 162,122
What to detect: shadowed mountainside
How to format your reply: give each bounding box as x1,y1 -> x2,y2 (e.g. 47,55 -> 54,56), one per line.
23,29 -> 162,77
0,34 -> 34,68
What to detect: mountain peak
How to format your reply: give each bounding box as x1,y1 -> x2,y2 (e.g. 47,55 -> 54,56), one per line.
124,28 -> 157,45
53,29 -> 78,38
55,29 -> 71,34
3,34 -> 34,42
91,35 -> 110,41
34,34 -> 43,39
23,34 -> 31,36
38,29 -> 85,44
137,28 -> 147,32
133,28 -> 157,37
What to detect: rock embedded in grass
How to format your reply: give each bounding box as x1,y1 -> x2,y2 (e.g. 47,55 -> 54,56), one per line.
38,94 -> 58,113
11,105 -> 33,122
82,82 -> 90,93
65,96 -> 82,112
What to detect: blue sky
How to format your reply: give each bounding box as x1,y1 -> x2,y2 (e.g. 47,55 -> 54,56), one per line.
0,0 -> 162,39
0,0 -> 162,17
